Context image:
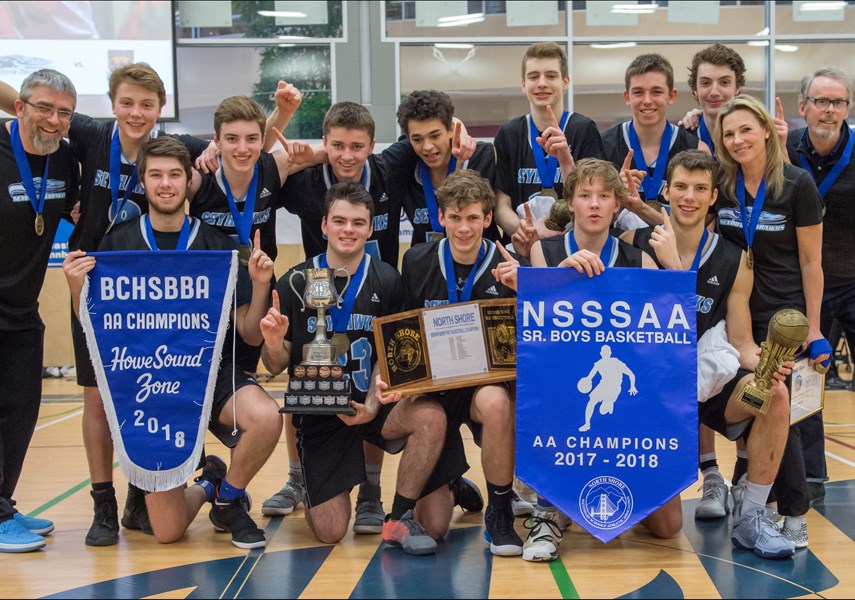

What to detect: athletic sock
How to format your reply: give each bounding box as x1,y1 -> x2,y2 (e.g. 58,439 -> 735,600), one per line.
288,460 -> 304,487
365,463 -> 382,487
741,480 -> 773,516
91,481 -> 115,497
217,477 -> 245,502
390,493 -> 417,520
699,452 -> 718,473
486,481 -> 513,510
195,479 -> 216,502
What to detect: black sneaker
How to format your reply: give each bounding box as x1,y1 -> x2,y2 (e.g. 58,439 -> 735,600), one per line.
209,496 -> 266,549
825,374 -> 849,390
85,490 -> 119,546
484,505 -> 523,556
194,455 -> 227,490
121,484 -> 153,535
450,477 -> 484,513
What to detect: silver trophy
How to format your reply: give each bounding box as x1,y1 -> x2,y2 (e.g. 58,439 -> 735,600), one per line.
283,267 -> 354,415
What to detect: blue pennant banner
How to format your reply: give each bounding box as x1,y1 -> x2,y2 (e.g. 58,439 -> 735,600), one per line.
516,267 -> 698,542
80,251 -> 237,491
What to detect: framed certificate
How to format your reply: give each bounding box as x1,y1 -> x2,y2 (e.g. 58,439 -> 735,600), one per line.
374,298 -> 516,395
789,357 -> 824,425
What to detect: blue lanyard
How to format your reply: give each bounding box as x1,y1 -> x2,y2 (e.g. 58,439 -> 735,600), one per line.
799,128 -> 854,199
567,232 -> 617,265
109,126 -> 140,226
628,121 -> 672,200
320,253 -> 367,333
443,239 -> 486,303
690,228 -> 710,272
9,119 -> 49,223
528,111 -> 570,190
143,214 -> 191,251
419,156 -> 456,233
736,170 -> 767,253
220,162 -> 259,247
698,118 -> 715,158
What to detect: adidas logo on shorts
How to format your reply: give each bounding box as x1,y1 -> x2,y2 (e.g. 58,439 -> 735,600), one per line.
485,285 -> 499,296
706,275 -> 719,286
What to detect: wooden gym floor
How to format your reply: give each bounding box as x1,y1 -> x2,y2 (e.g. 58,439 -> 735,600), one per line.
3,373 -> 855,599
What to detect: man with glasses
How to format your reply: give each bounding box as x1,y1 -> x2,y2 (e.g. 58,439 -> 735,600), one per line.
786,66 -> 855,508
0,69 -> 79,552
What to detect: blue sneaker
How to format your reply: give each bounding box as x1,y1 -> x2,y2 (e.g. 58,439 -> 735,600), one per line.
732,507 -> 795,559
13,513 -> 54,535
0,518 -> 46,553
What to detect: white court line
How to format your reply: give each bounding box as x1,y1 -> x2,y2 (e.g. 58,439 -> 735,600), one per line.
34,410 -> 83,431
826,450 -> 855,469
825,423 -> 855,427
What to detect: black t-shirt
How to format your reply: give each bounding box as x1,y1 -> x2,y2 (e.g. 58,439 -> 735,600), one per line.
98,216 -> 251,359
280,155 -> 404,269
383,141 -> 500,246
401,239 -> 518,310
787,125 -> 855,286
601,121 -> 700,204
635,227 -> 742,337
539,233 -> 642,269
494,112 -> 604,211
190,152 -> 282,260
277,254 -> 404,400
715,163 -> 824,341
68,114 -> 209,252
0,123 -> 79,329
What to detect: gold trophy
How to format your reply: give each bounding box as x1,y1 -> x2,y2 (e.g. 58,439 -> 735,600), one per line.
738,309 -> 809,414
282,267 -> 355,415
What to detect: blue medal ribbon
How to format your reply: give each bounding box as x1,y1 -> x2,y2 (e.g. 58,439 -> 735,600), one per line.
799,128 -> 854,199
567,231 -> 617,265
690,228 -> 710,272
320,253 -> 367,333
419,156 -> 457,233
9,119 -> 50,223
221,162 -> 259,248
109,126 -> 140,227
528,111 -> 570,191
143,214 -> 191,251
443,239 -> 487,304
628,121 -> 672,200
698,118 -> 715,157
736,170 -> 767,257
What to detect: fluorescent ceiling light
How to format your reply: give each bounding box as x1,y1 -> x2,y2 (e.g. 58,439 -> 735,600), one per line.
775,44 -> 800,52
611,3 -> 659,14
258,10 -> 307,18
436,12 -> 485,27
278,44 -> 296,47
799,1 -> 846,11
748,40 -> 770,46
277,35 -> 308,40
434,43 -> 475,49
591,42 -> 638,49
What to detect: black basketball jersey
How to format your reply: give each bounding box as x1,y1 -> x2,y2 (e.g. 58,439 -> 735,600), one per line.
190,152 -> 282,260
385,141 -> 500,246
278,253 -> 404,399
0,124 -> 78,329
68,114 -> 208,252
401,239 -> 517,310
601,122 -> 700,203
634,227 -> 742,337
539,233 -> 642,269
494,112 -> 604,211
280,157 -> 401,269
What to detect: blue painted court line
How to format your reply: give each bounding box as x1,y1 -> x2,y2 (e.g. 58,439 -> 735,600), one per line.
617,569 -> 683,599
235,546 -> 334,598
813,480 -> 855,543
681,499 -> 838,599
350,526 -> 492,599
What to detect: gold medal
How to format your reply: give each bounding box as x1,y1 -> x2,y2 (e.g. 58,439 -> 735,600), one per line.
332,333 -> 350,357
34,213 -> 44,236
747,247 -> 754,269
238,244 -> 252,266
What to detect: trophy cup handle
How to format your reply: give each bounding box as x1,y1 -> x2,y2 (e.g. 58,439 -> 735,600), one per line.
334,267 -> 351,308
289,270 -> 307,312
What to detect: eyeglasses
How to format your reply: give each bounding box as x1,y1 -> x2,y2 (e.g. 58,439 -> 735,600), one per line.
806,97 -> 849,111
22,100 -> 74,121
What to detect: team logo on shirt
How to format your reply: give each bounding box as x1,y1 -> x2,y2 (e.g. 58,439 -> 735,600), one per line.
8,178 -> 67,203
718,207 -> 786,232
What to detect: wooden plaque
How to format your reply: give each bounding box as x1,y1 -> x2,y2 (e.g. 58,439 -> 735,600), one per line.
374,298 -> 517,395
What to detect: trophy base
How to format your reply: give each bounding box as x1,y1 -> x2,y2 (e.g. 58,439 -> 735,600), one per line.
281,374 -> 354,415
738,385 -> 771,414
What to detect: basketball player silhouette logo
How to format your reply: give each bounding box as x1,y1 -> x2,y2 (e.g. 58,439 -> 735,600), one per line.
577,345 -> 638,432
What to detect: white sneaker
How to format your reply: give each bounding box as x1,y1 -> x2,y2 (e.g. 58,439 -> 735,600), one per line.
694,472 -> 729,519
511,490 -> 534,517
522,508 -> 563,562
780,516 -> 808,549
261,481 -> 304,516
730,474 -> 746,517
